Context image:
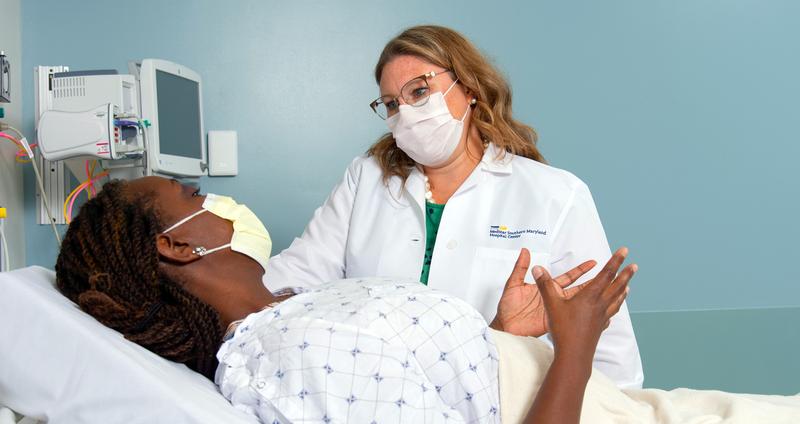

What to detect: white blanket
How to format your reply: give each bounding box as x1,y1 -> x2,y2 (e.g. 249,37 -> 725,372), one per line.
0,266 -> 255,423
493,329 -> 800,423
0,406 -> 38,424
0,408 -> 17,424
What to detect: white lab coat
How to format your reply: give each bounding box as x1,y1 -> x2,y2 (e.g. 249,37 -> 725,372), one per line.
264,143 -> 644,388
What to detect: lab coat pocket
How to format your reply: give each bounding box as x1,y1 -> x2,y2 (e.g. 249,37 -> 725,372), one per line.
469,247 -> 551,321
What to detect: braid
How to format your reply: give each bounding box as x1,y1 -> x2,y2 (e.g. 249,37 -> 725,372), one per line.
55,181 -> 223,379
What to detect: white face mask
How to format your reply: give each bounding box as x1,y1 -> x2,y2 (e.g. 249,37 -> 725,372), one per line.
386,79 -> 471,167
162,193 -> 272,272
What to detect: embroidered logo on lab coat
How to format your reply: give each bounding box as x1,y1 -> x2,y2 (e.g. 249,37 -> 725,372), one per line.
489,225 -> 547,239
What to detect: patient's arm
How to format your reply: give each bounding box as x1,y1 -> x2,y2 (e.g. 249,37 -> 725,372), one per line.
523,248 -> 636,424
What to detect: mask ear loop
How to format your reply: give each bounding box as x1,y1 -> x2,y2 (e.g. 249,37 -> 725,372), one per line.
443,78 -> 459,97
161,209 -> 231,257
162,209 -> 207,233
459,101 -> 473,122
192,243 -> 232,257
442,78 -> 474,122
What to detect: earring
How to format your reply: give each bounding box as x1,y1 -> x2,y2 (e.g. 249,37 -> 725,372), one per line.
470,98 -> 477,105
192,246 -> 208,256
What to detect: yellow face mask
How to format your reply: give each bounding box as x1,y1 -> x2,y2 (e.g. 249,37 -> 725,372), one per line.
162,193 -> 272,272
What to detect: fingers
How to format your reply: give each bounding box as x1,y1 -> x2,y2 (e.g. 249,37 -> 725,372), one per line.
605,288 -> 628,320
598,262 -> 636,322
587,247 -> 629,294
551,260 -> 597,289
502,248 -> 531,291
604,266 -> 635,319
604,263 -> 637,300
563,282 -> 587,300
533,266 -> 564,304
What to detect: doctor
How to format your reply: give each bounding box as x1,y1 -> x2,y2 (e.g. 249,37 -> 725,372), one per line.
264,25 -> 643,388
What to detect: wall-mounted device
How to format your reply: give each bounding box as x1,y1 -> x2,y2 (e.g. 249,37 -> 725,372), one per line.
208,130 -> 238,176
0,51 -> 10,103
34,59 -> 208,224
36,59 -> 207,179
37,71 -> 142,161
129,59 -> 207,177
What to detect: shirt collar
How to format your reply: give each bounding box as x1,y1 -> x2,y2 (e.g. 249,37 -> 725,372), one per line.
398,142 -> 513,211
479,142 -> 513,174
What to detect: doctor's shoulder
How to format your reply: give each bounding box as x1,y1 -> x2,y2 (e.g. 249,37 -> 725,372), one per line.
343,153 -> 423,194
504,151 -> 593,201
341,154 -> 390,190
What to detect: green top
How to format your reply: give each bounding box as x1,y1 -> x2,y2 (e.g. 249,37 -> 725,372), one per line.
420,201 -> 446,285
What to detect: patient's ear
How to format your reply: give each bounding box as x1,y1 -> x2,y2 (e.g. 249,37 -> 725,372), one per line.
156,233 -> 198,264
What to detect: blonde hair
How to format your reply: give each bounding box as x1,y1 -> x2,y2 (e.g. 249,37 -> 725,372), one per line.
368,25 -> 545,182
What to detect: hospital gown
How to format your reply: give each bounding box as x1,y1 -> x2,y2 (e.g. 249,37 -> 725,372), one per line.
215,278 -> 501,423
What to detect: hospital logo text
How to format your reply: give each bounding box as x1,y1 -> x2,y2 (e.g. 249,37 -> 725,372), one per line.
489,225 -> 547,239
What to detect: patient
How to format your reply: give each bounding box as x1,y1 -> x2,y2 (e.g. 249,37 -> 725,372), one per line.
55,176 -> 634,423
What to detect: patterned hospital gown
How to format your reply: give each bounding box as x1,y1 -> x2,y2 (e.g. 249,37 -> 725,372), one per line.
215,278 -> 501,423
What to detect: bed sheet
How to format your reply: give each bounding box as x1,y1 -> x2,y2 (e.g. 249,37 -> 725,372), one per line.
493,329 -> 800,423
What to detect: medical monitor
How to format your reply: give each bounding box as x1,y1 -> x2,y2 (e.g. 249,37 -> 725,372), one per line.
134,59 -> 206,177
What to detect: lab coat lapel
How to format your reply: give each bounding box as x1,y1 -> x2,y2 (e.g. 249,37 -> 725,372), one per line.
404,167 -> 427,214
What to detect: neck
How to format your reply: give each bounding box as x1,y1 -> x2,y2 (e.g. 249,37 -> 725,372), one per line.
216,281 -> 278,328
186,259 -> 282,328
423,125 -> 484,204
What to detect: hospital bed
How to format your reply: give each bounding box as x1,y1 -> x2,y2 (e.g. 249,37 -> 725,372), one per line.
2,266 -> 798,423
0,266 -> 255,423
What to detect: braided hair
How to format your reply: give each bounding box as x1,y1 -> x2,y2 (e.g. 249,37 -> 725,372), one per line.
56,180 -> 223,379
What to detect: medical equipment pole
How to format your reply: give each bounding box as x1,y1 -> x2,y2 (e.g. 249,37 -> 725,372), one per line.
0,207 -> 8,272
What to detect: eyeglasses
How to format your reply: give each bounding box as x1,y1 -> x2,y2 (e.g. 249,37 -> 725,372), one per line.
369,69 -> 455,120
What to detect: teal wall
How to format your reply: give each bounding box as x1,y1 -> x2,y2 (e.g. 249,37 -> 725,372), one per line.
18,1 -> 800,392
632,307 -> 800,395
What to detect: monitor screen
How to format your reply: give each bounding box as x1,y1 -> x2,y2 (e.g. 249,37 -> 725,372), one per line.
155,70 -> 202,159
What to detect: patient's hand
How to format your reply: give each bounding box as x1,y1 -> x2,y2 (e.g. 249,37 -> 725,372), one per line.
490,249 -> 596,337
521,249 -> 636,424
537,247 -> 636,356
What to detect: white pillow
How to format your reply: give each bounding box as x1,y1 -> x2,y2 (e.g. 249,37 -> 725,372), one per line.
0,266 -> 256,423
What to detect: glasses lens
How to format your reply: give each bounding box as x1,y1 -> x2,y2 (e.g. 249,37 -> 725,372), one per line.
401,77 -> 431,108
373,96 -> 404,119
371,99 -> 389,119
384,98 -> 401,118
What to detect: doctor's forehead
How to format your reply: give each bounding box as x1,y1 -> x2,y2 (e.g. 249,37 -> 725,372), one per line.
379,55 -> 438,95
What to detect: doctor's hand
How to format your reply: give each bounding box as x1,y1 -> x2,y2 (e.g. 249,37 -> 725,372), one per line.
536,247 -> 636,358
490,248 -> 596,337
